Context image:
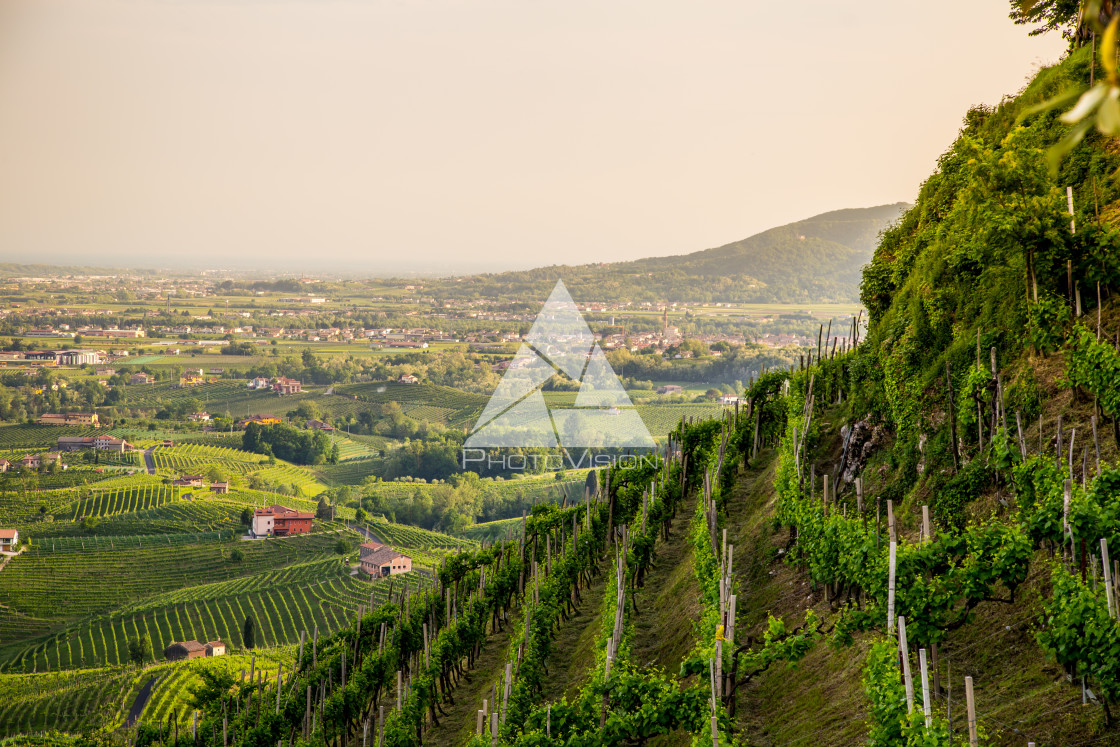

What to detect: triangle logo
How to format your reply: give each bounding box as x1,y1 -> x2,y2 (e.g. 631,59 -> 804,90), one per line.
465,280 -> 655,450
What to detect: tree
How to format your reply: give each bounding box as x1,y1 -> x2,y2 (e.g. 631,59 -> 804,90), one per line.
243,616 -> 256,649
1009,0 -> 1086,38
239,507 -> 253,526
316,496 -> 332,521
189,668 -> 237,711
127,637 -> 151,665
230,547 -> 245,563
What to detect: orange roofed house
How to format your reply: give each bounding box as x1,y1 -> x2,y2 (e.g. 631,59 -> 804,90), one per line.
251,504 -> 313,538
359,543 -> 412,579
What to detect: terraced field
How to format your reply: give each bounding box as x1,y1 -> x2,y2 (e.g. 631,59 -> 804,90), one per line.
116,380 -> 256,410
150,443 -> 265,475
455,516 -> 523,543
315,457 -> 379,486
0,667 -> 135,737
139,650 -> 293,728
0,425 -> 98,450
634,403 -> 726,440
366,518 -> 477,554
0,563 -> 410,672
17,501 -> 244,540
58,484 -> 182,520
0,532 -> 346,623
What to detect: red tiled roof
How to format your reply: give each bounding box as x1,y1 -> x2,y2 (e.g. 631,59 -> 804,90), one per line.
361,547 -> 406,566
0,529 -> 17,539
172,640 -> 206,652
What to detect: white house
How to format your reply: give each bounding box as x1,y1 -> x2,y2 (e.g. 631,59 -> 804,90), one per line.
0,529 -> 19,554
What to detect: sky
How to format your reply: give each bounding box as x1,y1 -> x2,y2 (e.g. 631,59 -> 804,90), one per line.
0,1 -> 1067,275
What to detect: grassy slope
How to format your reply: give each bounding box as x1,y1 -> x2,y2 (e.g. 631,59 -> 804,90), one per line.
720,427 -> 1106,746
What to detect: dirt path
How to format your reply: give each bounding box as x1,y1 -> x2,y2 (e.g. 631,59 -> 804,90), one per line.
539,560 -> 609,703
423,619 -> 518,747
142,449 -> 156,475
627,502 -> 703,677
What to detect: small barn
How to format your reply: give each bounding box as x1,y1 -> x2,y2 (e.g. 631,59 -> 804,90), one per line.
164,640 -> 207,661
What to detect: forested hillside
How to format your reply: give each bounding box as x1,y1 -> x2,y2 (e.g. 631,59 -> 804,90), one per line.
428,204 -> 907,304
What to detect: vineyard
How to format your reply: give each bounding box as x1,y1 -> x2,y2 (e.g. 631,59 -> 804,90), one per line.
138,651 -> 293,730
0,532 -> 349,623
17,501 -> 244,540
364,518 -> 477,554
58,484 -> 182,520
116,381 -> 263,410
0,667 -> 136,737
454,516 -> 521,543
332,382 -> 487,428
150,444 -> 265,476
0,565 -> 419,673
315,457 -> 379,486
0,425 -> 99,450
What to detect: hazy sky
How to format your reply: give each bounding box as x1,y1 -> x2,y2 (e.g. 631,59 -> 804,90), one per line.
0,1 -> 1066,274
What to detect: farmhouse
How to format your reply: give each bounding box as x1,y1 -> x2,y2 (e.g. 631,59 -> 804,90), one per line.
0,529 -> 19,553
205,641 -> 226,656
19,454 -> 40,469
251,505 -> 314,538
130,372 -> 155,385
247,377 -> 270,390
305,419 -> 334,432
187,412 -> 211,422
57,436 -> 95,452
360,546 -> 412,579
398,374 -> 419,384
210,482 -> 229,494
0,459 -> 9,472
172,475 -> 205,487
359,540 -> 384,556
273,377 -> 302,395
164,640 -> 207,661
94,435 -> 130,452
37,412 -> 100,427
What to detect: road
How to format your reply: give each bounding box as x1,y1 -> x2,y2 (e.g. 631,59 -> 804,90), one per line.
347,523 -> 386,545
142,448 -> 156,475
124,675 -> 158,728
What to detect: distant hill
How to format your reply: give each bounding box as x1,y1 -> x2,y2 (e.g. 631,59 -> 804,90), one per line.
433,203 -> 909,303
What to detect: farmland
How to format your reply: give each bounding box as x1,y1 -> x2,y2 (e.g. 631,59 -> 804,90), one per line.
0,267 -> 800,742
0,563 -> 410,672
